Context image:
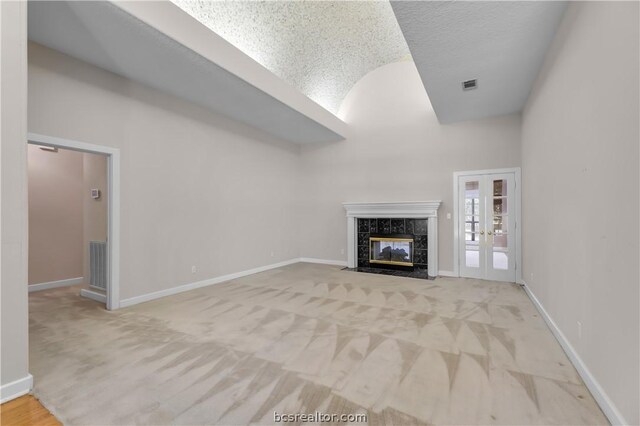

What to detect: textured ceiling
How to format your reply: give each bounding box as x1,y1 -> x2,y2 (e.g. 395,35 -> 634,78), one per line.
391,1 -> 567,123
172,0 -> 410,115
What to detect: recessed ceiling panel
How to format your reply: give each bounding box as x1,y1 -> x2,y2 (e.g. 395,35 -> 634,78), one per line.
172,1 -> 411,114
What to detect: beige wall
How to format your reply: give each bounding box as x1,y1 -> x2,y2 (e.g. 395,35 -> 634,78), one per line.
521,2 -> 639,424
82,152 -> 108,284
1,0 -> 30,392
298,61 -> 522,271
27,145 -> 84,284
28,42 -> 301,301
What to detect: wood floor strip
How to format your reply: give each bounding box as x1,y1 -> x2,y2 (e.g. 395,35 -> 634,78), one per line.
0,395 -> 61,426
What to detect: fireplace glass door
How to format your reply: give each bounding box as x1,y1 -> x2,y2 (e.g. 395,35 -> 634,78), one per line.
370,237 -> 413,266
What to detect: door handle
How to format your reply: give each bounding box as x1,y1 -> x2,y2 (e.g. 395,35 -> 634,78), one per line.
480,230 -> 484,235
487,230 -> 493,236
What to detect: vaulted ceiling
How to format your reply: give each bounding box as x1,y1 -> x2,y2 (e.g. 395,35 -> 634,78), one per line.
171,1 -> 411,115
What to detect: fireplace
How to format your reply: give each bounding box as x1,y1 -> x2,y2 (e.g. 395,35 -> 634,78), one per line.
343,201 -> 441,278
370,235 -> 414,268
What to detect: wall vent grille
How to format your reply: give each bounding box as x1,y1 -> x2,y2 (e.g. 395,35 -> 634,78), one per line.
89,241 -> 107,291
462,79 -> 477,90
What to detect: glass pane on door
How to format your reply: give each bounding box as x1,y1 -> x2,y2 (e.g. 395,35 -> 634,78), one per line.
493,234 -> 509,270
490,178 -> 511,273
464,181 -> 480,268
493,197 -> 508,215
493,215 -> 508,235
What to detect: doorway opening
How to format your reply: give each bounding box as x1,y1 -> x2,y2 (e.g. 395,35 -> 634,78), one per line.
453,168 -> 521,282
27,133 -> 120,310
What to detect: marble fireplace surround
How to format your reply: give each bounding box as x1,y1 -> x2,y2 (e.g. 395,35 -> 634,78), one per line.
343,201 -> 441,277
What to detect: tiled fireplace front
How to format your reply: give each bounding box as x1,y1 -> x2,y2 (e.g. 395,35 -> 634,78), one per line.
357,218 -> 429,269
343,201 -> 441,277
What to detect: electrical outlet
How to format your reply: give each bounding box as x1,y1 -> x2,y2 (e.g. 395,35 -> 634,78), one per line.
530,272 -> 534,281
340,248 -> 345,255
446,213 -> 451,219
191,265 -> 197,274
577,321 -> 582,339
270,251 -> 275,257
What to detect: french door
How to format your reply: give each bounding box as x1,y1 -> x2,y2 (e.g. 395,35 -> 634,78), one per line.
458,172 -> 516,282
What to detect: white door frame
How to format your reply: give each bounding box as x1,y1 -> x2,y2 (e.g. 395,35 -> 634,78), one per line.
453,167 -> 522,283
27,133 -> 121,310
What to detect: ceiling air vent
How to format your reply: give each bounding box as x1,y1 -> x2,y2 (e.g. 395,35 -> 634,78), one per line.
462,79 -> 477,91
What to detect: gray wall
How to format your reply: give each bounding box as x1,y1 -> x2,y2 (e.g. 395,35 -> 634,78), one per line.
521,2 -> 639,424
298,61 -> 522,271
1,0 -> 30,393
28,42 -> 301,301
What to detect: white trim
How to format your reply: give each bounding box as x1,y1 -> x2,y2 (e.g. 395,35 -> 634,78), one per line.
515,168 -> 522,284
80,288 -> 106,304
108,147 -> 121,310
438,270 -> 456,277
522,282 -> 627,426
451,181 -> 457,276
346,217 -> 357,270
343,201 -> 442,218
120,258 -> 300,308
0,374 -> 33,403
453,167 -> 521,283
428,214 -> 438,277
28,277 -> 83,292
343,201 -> 442,277
299,257 -> 348,267
28,133 -> 119,156
27,133 -> 121,310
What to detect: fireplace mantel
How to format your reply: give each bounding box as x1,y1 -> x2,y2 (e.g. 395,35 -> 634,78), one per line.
343,201 -> 442,277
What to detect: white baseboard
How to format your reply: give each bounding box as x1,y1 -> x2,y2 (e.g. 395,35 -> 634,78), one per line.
119,258 -> 300,308
522,281 -> 627,426
299,257 -> 348,267
119,257 -> 450,309
28,277 -> 84,292
438,270 -> 456,277
80,288 -> 106,304
0,374 -> 33,403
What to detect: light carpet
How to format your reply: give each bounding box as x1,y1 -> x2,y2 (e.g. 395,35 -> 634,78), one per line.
29,263 -> 607,425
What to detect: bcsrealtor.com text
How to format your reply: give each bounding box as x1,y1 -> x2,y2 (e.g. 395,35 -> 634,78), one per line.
274,411 -> 367,423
